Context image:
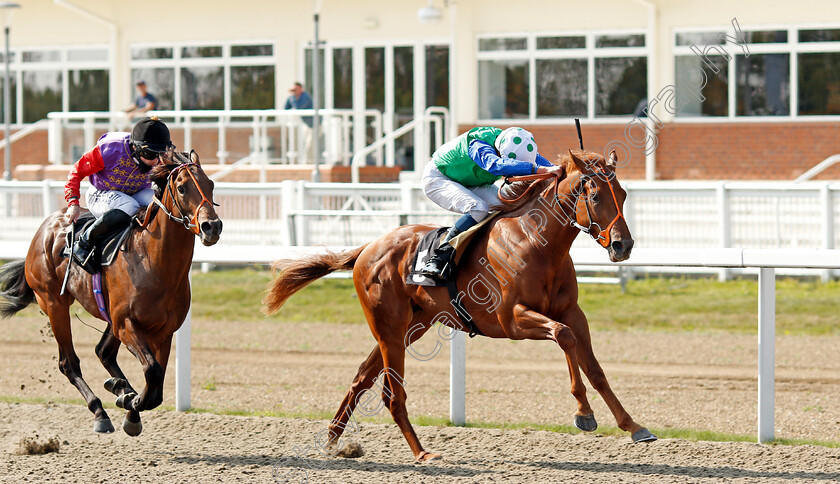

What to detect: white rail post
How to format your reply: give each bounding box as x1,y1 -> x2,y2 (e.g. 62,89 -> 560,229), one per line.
175,271 -> 192,412
757,267 -> 775,443
820,184 -> 834,282
717,182 -> 731,281
450,330 -> 466,426
41,179 -> 55,218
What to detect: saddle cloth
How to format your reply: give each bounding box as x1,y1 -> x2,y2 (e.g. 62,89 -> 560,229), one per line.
404,212 -> 501,287
61,212 -> 134,268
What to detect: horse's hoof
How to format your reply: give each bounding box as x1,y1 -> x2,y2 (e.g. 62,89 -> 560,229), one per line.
104,377 -> 126,395
574,414 -> 598,432
631,428 -> 657,443
93,418 -> 115,434
115,392 -> 136,410
122,414 -> 143,437
416,451 -> 443,462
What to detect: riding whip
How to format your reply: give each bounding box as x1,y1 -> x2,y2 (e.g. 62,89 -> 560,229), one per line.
574,118 -> 584,150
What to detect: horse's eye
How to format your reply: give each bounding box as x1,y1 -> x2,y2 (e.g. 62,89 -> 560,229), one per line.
177,185 -> 186,195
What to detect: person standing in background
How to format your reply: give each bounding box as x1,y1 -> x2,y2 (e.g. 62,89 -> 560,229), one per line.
125,80 -> 158,118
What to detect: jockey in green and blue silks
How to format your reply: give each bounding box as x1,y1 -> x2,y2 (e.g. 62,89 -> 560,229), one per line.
420,126 -> 563,279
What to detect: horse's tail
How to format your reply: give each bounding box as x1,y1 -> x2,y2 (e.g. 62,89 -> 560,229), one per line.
0,259 -> 36,318
263,244 -> 368,315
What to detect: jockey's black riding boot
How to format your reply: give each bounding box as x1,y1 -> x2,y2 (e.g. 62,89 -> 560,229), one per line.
73,209 -> 132,273
420,214 -> 479,280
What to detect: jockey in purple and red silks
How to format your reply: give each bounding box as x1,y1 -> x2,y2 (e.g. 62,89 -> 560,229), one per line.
64,116 -> 173,271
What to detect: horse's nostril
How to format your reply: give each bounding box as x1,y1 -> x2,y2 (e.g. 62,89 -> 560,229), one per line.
200,221 -> 212,234
611,240 -> 623,253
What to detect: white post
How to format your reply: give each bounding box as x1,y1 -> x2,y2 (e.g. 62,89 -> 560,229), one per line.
757,267 -> 775,443
40,179 -> 54,218
820,184 -> 833,282
175,271 -> 192,412
449,330 -> 466,426
717,182 -> 731,281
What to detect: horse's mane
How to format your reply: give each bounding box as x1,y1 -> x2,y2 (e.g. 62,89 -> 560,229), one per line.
496,150 -> 609,213
136,151 -> 194,223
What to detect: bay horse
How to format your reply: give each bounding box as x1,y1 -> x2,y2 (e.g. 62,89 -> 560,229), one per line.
264,149 -> 655,462
0,150 -> 222,436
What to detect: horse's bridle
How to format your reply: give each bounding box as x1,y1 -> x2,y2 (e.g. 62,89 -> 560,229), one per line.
148,163 -> 218,235
569,172 -> 624,248
501,168 -> 625,248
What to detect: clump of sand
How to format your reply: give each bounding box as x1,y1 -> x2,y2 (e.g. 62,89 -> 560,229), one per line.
337,441 -> 364,458
15,435 -> 60,455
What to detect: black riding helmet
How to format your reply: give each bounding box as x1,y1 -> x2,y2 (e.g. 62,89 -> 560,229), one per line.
129,116 -> 172,172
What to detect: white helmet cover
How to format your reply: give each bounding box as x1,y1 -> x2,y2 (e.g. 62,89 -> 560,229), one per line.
494,127 -> 538,164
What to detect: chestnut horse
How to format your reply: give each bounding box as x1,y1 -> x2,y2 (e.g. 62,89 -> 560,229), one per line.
264,150 -> 655,462
0,151 -> 222,435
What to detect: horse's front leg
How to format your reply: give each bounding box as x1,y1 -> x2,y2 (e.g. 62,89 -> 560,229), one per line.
561,303 -> 656,443
510,304 -> 597,432
116,324 -> 170,436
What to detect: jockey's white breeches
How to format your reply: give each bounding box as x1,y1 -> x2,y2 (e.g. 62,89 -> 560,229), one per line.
422,162 -> 503,222
85,186 -> 154,218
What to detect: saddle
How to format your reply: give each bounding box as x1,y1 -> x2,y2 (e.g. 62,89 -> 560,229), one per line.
62,213 -> 135,271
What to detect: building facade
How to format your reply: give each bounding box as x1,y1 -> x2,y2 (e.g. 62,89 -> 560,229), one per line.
5,0 -> 840,179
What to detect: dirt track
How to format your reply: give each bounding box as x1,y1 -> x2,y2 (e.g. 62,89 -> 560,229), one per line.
1,315 -> 839,482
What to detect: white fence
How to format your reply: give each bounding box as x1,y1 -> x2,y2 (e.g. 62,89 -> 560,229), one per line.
2,179 -> 838,278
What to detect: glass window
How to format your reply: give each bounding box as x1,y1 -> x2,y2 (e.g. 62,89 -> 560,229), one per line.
596,34 -> 645,48
479,38 -> 526,51
595,57 -> 647,116
537,36 -> 585,49
743,30 -> 788,44
131,47 -> 172,60
675,32 -> 725,46
231,44 -> 273,57
478,59 -> 529,119
0,76 -> 17,124
23,70 -> 62,123
0,52 -> 16,63
394,46 -> 414,169
332,48 -> 353,109
798,53 -> 840,115
536,58 -> 587,117
181,46 -> 222,58
304,47 -> 326,108
69,69 -> 109,112
130,68 -> 174,110
736,54 -> 790,116
799,29 -> 840,43
68,49 -> 108,62
23,50 -> 60,63
675,55 -> 728,117
425,45 -> 449,108
231,65 -> 275,110
180,66 -> 224,110
365,47 -> 385,112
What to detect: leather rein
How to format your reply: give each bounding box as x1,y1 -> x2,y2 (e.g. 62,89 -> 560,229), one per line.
499,168 -> 624,248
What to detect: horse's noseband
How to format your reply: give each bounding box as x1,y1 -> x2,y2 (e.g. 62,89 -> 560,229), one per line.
566,172 -> 624,248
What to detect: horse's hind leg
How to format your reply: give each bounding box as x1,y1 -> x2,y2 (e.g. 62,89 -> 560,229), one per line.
324,344 -> 384,453
511,304 -> 596,431
38,296 -> 114,433
564,304 -> 656,443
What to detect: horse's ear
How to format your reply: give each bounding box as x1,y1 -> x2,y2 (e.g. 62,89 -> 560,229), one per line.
568,150 -> 589,174
190,150 -> 200,165
607,149 -> 618,168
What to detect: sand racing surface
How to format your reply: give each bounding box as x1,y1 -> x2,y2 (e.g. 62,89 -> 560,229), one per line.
1,316 -> 839,482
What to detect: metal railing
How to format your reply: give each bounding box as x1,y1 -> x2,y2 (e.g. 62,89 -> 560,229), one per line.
46,109 -> 383,167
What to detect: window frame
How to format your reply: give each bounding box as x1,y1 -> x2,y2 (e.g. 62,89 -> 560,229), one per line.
672,23 -> 840,122
476,29 -> 649,124
129,39 -> 276,112
4,44 -> 111,125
